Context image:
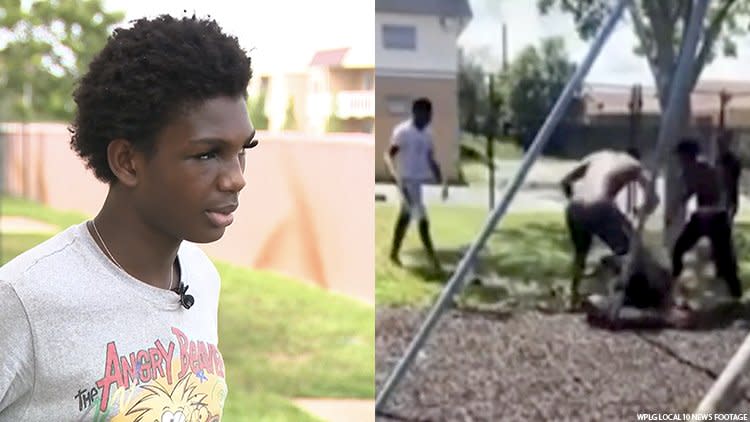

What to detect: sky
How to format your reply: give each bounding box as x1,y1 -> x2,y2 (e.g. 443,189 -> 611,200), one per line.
102,0 -> 375,74
458,0 -> 750,87
87,0 -> 750,87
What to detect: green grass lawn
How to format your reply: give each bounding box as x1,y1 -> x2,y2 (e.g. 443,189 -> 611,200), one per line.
458,133 -> 524,186
376,202 -> 750,310
1,196 -> 374,422
1,195 -> 92,228
460,133 -> 523,162
218,263 -> 373,421
460,160 -> 495,186
376,203 -> 569,308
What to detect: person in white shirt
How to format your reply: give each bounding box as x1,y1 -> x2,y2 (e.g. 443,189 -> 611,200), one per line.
384,98 -> 445,273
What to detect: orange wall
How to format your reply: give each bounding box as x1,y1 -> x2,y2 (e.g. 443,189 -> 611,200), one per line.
1,123 -> 374,305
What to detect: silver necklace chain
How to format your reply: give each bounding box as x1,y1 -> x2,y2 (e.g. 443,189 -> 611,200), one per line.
90,219 -> 174,291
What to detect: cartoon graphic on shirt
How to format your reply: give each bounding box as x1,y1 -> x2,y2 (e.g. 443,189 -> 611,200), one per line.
124,372 -> 219,422
79,327 -> 227,421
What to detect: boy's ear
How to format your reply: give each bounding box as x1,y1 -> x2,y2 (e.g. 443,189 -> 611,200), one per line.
107,139 -> 141,187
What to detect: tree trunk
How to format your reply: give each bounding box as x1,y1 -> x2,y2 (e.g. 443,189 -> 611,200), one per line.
662,94 -> 692,250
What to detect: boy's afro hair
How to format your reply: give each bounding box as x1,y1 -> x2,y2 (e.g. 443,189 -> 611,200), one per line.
70,14 -> 253,183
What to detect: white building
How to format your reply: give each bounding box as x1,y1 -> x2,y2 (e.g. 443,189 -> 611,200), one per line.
375,0 -> 472,181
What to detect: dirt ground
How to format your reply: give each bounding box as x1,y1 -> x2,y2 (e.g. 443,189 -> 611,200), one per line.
376,306 -> 750,422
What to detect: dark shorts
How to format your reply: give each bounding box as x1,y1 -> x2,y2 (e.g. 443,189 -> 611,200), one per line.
565,200 -> 632,256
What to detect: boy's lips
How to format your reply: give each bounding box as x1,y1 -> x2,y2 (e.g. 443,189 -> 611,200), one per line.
205,203 -> 238,227
207,203 -> 238,214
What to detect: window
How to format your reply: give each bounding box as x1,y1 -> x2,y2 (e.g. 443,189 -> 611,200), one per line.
382,24 -> 416,50
386,96 -> 411,116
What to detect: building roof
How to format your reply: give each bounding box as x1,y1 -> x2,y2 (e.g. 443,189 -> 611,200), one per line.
309,46 -> 374,69
581,80 -> 750,118
375,0 -> 472,18
310,48 -> 350,67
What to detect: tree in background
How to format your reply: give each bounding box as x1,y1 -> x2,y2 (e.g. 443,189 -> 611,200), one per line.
539,0 -> 744,111
248,90 -> 269,130
539,0 -> 746,244
282,97 -> 297,131
325,114 -> 347,132
325,96 -> 347,132
458,51 -> 490,135
0,0 -> 124,121
498,37 -> 576,146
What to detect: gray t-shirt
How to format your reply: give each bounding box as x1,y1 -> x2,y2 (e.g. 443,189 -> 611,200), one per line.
0,222 -> 227,421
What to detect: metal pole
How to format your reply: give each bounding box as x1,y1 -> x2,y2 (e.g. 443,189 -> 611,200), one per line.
694,333 -> 750,415
488,132 -> 495,209
719,89 -> 730,131
660,0 -> 712,248
502,23 -> 507,71
626,84 -> 638,218
694,84 -> 750,416
620,0 -> 709,299
634,0 -> 709,233
629,84 -> 642,219
488,74 -> 495,210
374,0 -> 629,412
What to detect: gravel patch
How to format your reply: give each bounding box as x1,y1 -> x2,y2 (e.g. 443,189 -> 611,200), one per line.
376,307 -> 750,421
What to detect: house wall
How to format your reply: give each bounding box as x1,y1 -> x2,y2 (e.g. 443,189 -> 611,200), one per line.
286,74 -> 309,132
375,12 -> 461,75
333,118 -> 373,134
327,69 -> 375,133
329,68 -> 374,92
374,11 -> 464,182
264,74 -> 290,131
375,75 -> 460,182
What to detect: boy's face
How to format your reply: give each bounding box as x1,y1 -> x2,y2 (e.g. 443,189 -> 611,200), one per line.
133,95 -> 256,243
413,108 -> 431,129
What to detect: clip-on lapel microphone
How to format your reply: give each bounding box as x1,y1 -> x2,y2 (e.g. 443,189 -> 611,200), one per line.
175,281 -> 195,309
172,258 -> 193,309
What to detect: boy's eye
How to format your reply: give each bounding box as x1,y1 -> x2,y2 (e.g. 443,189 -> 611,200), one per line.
197,150 -> 218,160
196,140 -> 257,160
239,139 -> 258,156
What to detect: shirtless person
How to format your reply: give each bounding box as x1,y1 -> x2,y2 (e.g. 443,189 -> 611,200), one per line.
561,148 -> 659,309
671,138 -> 742,300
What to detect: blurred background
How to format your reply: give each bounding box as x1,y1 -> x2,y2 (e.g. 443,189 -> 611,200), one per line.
0,0 -> 374,421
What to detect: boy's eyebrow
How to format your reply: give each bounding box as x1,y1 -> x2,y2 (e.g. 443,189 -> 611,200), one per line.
190,129 -> 257,146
